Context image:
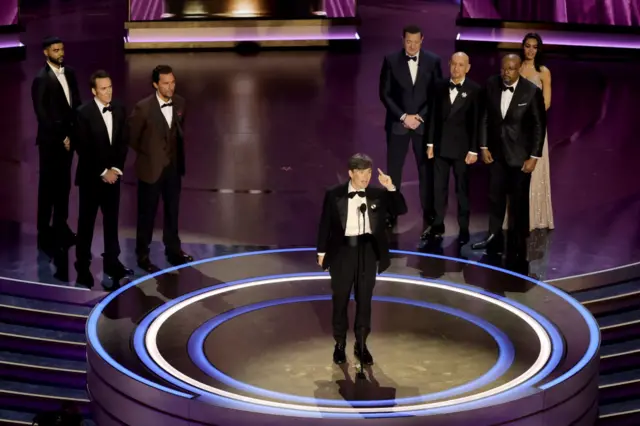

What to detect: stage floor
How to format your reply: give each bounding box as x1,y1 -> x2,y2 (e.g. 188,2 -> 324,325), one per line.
0,0 -> 639,289
87,250 -> 599,425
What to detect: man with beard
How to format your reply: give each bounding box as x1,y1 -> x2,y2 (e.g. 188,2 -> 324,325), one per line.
472,54 -> 545,254
129,65 -> 193,271
74,70 -> 133,287
31,36 -> 82,254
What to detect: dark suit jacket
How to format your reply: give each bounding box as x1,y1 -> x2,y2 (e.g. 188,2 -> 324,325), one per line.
317,183 -> 408,273
379,49 -> 442,136
430,78 -> 481,160
480,75 -> 546,167
74,100 -> 128,187
31,64 -> 82,146
128,93 -> 186,184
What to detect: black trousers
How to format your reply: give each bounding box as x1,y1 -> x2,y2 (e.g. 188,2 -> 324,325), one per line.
386,132 -> 433,219
37,143 -> 73,238
136,164 -> 182,256
76,181 -> 121,267
329,239 -> 377,343
488,159 -> 531,237
432,156 -> 470,232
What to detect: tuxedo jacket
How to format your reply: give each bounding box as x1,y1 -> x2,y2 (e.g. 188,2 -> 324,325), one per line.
480,75 -> 546,167
317,183 -> 408,273
128,94 -> 186,184
74,100 -> 128,187
379,49 -> 442,136
430,78 -> 481,160
31,64 -> 82,146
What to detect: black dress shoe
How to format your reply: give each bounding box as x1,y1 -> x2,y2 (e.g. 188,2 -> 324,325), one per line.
354,342 -> 374,365
333,342 -> 346,364
166,250 -> 194,266
104,259 -> 134,280
137,255 -> 159,273
458,229 -> 470,245
471,234 -> 502,252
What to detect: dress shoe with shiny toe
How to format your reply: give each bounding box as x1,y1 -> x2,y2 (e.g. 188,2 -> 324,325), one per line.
137,255 -> 158,273
333,342 -> 346,364
105,260 -> 134,280
458,229 -> 470,245
76,270 -> 94,288
166,250 -> 194,266
354,342 -> 374,365
471,234 -> 502,252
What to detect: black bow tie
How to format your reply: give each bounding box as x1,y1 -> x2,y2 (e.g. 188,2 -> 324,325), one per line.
348,191 -> 365,199
407,55 -> 417,62
161,102 -> 173,108
102,105 -> 112,113
449,82 -> 462,90
502,85 -> 514,92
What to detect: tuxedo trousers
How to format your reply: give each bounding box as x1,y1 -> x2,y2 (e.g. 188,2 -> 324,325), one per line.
136,163 -> 182,256
488,158 -> 531,238
37,143 -> 73,239
432,156 -> 470,232
329,237 -> 377,344
76,180 -> 121,266
386,131 -> 433,220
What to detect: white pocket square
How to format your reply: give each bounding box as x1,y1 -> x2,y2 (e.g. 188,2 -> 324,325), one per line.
518,103 -> 527,106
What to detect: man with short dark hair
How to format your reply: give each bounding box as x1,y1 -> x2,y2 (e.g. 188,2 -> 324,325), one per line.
317,153 -> 407,365
472,54 -> 546,253
379,25 -> 442,228
31,36 -> 82,253
74,70 -> 132,287
129,65 -> 193,271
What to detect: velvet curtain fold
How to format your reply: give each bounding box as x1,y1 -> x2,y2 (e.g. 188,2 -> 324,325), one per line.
463,0 -> 640,26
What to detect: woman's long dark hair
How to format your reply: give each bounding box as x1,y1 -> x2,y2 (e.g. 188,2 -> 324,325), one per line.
520,32 -> 544,72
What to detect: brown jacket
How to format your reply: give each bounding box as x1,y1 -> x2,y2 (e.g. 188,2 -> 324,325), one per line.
128,93 -> 186,184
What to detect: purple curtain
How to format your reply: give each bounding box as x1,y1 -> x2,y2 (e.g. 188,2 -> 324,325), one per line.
0,1 -> 18,25
463,0 -> 640,25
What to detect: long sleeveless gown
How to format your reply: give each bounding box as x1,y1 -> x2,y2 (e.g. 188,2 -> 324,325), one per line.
503,72 -> 555,231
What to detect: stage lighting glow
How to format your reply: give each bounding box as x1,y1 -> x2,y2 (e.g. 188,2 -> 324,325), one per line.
137,273 -> 554,414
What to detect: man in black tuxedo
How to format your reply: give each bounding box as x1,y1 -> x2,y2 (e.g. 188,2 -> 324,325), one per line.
379,25 -> 442,227
317,154 -> 407,365
74,70 -> 133,287
129,65 -> 193,271
472,54 -> 546,253
31,36 -> 82,253
424,52 -> 480,246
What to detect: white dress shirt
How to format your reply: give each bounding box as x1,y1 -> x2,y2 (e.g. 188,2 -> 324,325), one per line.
344,182 -> 372,237
48,62 -> 71,106
481,78 -> 539,159
427,78 -> 476,156
94,98 -> 123,177
317,182 -> 396,256
157,92 -> 173,128
449,77 -> 464,104
400,51 -> 420,123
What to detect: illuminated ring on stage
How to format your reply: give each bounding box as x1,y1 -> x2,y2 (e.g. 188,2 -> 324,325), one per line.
87,248 -> 600,417
133,272 -> 564,414
186,294 -> 516,407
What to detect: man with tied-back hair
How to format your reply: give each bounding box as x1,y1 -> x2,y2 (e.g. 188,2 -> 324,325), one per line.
472,54 -> 546,254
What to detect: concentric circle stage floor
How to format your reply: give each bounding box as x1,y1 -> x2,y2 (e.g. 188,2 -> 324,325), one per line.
86,249 -> 600,425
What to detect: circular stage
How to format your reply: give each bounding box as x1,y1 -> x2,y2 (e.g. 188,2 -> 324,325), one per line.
86,249 -> 600,425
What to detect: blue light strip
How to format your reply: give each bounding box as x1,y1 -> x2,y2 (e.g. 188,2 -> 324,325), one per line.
131,272 -> 561,416
86,247 -> 599,403
187,294 -> 515,406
